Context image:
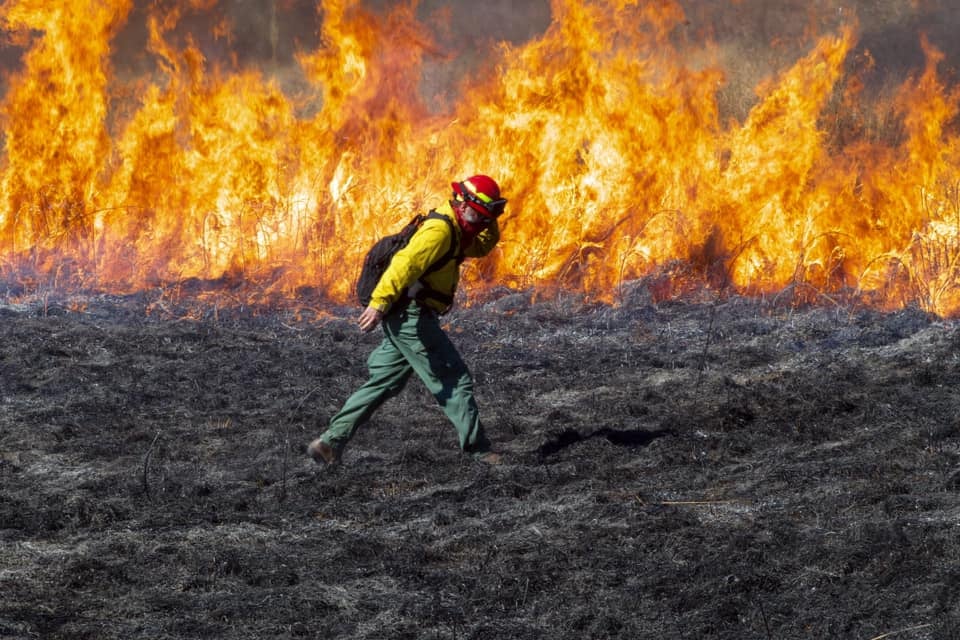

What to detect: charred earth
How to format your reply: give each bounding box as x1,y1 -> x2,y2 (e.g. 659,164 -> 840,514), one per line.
1,289 -> 960,639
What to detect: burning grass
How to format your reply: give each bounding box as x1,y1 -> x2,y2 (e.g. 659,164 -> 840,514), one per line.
4,2 -> 960,634
3,1 -> 960,314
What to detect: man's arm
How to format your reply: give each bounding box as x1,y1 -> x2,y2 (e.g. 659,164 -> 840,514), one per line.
464,219 -> 500,257
366,218 -> 453,313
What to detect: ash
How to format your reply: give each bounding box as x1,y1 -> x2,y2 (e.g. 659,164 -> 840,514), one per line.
1,289 -> 959,639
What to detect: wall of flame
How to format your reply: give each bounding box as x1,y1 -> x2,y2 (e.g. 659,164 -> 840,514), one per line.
1,0 -> 960,315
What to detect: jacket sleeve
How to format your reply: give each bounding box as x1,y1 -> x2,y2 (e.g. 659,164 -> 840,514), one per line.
464,219 -> 500,258
368,218 -> 453,312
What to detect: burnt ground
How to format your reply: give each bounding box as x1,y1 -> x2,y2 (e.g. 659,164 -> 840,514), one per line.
1,286 -> 960,639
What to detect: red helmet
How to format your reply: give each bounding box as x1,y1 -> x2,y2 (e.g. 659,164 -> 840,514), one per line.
452,174 -> 507,218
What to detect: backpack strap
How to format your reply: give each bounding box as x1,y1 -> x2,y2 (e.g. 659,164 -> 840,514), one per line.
406,210 -> 461,307
422,210 -> 461,274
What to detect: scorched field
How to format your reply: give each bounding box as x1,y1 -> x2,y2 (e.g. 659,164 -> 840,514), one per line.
1,288 -> 959,639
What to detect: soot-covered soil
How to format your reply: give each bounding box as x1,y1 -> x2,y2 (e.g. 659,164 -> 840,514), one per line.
1,288 -> 960,639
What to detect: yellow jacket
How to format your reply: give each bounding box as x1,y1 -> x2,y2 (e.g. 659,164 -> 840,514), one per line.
369,202 -> 500,313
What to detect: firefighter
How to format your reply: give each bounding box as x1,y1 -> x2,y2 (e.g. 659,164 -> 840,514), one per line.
307,175 -> 508,466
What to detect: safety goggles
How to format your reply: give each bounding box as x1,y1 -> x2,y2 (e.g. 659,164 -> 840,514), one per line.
454,182 -> 507,220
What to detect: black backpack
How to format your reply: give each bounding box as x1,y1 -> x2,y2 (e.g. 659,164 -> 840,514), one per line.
355,210 -> 458,308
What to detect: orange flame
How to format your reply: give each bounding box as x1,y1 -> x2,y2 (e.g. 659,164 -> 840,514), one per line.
2,0 -> 960,314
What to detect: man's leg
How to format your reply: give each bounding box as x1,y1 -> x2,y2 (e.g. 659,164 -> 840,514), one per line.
384,304 -> 492,455
319,334 -> 413,453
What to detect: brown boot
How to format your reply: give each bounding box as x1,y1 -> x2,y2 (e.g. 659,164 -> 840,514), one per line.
307,438 -> 339,465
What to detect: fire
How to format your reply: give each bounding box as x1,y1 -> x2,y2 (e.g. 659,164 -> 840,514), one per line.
1,0 -> 960,314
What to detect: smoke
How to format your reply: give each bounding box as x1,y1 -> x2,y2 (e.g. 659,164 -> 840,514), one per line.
679,0 -> 959,117
3,0 -> 956,114
101,1 -> 551,74
53,0 -> 552,116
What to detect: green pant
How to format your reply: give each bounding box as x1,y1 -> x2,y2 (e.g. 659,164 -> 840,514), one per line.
321,302 -> 491,456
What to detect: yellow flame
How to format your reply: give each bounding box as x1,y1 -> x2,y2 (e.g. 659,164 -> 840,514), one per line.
2,0 -> 960,315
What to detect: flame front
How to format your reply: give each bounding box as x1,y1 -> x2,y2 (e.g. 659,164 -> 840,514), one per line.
2,0 -> 960,314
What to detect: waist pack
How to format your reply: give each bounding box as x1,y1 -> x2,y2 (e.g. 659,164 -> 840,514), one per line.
355,210 -> 458,309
